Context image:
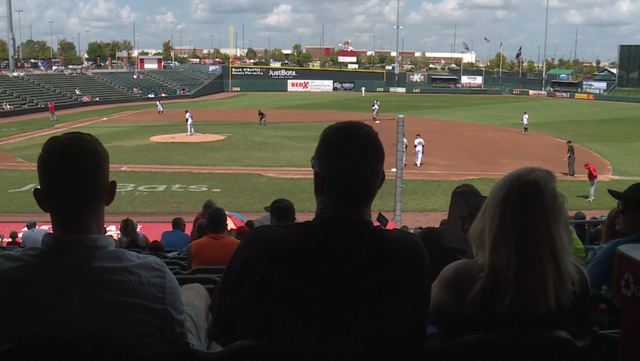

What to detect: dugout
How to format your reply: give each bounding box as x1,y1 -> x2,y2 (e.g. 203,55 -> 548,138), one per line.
429,75 -> 458,88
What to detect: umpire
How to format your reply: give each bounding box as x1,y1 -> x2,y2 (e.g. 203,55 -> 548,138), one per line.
565,141 -> 575,177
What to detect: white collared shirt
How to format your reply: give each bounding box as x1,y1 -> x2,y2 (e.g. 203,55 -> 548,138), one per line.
0,233 -> 185,354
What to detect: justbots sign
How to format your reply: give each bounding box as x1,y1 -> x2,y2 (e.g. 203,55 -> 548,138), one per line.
287,80 -> 333,92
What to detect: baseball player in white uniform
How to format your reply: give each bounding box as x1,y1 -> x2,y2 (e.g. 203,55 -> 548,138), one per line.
403,135 -> 408,167
157,100 -> 164,115
522,111 -> 529,133
185,110 -> 195,136
414,134 -> 425,167
361,86 -> 366,96
372,103 -> 380,123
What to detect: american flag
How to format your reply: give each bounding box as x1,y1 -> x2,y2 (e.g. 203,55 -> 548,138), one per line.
484,37 -> 490,43
516,46 -> 522,60
463,42 -> 470,51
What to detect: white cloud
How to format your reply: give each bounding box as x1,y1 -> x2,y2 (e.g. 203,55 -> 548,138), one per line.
256,4 -> 294,28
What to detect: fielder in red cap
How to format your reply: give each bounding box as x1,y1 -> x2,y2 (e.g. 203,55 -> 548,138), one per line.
584,162 -> 598,202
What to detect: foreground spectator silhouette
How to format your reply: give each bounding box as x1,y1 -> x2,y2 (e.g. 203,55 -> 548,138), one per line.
208,121 -> 431,352
265,198 -> 296,225
587,183 -> 640,293
0,132 -> 186,355
429,167 -> 593,343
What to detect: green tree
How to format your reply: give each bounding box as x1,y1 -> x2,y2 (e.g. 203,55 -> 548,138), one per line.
271,48 -> 285,62
504,60 -> 516,71
463,61 -> 476,70
524,60 -> 537,73
57,38 -> 82,65
610,61 -> 617,68
544,59 -> 557,71
367,54 -> 377,66
595,59 -> 601,72
87,41 -> 107,60
161,40 -> 174,60
139,50 -> 150,56
329,50 -> 338,63
299,50 -> 313,65
454,58 -> 462,68
385,56 -> 395,66
0,39 -> 8,60
488,52 -> 507,70
584,64 -> 596,75
245,47 -> 257,60
189,50 -> 200,59
377,53 -> 388,64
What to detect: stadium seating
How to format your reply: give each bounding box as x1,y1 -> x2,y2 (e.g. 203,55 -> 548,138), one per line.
0,75 -> 76,108
25,73 -> 135,102
142,69 -> 218,93
95,71 -> 180,97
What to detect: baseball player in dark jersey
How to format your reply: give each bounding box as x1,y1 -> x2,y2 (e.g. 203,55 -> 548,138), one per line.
258,110 -> 267,126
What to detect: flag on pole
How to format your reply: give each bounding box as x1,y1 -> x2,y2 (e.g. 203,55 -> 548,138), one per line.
463,42 -> 470,51
484,37 -> 490,43
499,41 -> 502,48
515,46 -> 522,60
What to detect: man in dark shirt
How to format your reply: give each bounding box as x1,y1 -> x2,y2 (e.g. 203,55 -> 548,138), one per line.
258,109 -> 266,125
208,121 -> 431,353
565,141 -> 576,176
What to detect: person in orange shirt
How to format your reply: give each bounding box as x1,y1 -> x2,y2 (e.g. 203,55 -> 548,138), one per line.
186,207 -> 239,269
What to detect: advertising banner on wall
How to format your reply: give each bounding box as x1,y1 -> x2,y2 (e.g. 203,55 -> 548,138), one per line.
461,76 -> 483,88
575,94 -> 595,100
529,90 -> 547,97
389,87 -> 407,93
347,64 -> 359,69
551,92 -> 570,98
583,81 -> 607,94
338,56 -> 357,63
288,80 -> 333,92
333,81 -> 355,91
208,65 -> 222,73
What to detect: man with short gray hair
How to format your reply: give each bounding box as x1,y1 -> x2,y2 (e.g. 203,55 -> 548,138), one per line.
20,220 -> 49,247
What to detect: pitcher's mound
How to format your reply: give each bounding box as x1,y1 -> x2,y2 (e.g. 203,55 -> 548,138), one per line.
150,133 -> 227,143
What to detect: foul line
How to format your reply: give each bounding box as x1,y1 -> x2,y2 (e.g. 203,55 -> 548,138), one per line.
0,111 -> 142,147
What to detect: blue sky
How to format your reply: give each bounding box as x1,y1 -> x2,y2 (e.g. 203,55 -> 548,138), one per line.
2,0 -> 637,63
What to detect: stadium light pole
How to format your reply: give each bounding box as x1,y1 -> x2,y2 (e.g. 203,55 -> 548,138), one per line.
86,30 -> 89,47
395,0 -> 403,88
542,0 -> 549,91
179,30 -> 183,56
14,9 -> 22,62
48,21 -> 53,61
77,32 -> 81,57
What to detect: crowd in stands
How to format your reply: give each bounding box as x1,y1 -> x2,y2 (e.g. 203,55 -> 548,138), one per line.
0,123 -> 636,359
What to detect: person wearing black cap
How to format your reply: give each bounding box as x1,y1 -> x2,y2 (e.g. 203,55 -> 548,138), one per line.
208,121 -> 431,354
587,183 -> 640,292
265,198 -> 296,225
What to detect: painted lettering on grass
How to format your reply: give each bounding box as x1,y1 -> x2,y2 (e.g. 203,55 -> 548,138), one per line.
8,184 -> 221,193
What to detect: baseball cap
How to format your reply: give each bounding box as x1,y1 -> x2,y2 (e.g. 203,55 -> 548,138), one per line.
584,162 -> 590,168
608,183 -> 640,209
26,220 -> 36,228
264,198 -> 296,221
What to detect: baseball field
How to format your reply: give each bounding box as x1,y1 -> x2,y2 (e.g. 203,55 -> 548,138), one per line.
0,92 -> 638,226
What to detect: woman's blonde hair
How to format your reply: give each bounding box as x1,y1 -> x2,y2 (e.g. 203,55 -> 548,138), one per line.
120,218 -> 139,242
467,167 -> 579,320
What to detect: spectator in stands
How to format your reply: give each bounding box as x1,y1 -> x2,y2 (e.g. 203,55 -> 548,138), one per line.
265,198 -> 296,225
587,183 -> 640,292
190,199 -> 217,241
20,101 -> 27,108
160,91 -> 167,97
233,226 -> 250,240
117,217 -> 150,251
2,102 -> 13,110
572,212 -> 595,245
244,220 -> 255,230
161,217 -> 190,252
5,230 -> 20,247
148,240 -> 166,254
582,207 -> 626,267
0,132 -> 186,355
186,207 -> 239,269
75,88 -> 81,95
429,167 -> 593,343
21,220 -> 49,247
193,219 -> 208,241
82,95 -> 91,103
208,121 -> 431,352
147,92 -> 155,98
418,184 -> 482,283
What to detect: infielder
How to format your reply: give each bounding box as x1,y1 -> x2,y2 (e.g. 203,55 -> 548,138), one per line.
585,162 -> 598,202
372,103 -> 379,123
47,101 -> 57,121
361,86 -> 366,96
522,111 -> 529,133
157,100 -> 164,115
414,134 -> 425,167
258,109 -> 267,125
185,110 -> 195,136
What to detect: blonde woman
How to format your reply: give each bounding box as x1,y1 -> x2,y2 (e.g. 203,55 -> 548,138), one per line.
429,167 -> 593,342
117,218 -> 150,251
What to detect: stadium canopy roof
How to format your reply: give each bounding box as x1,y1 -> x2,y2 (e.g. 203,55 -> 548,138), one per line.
547,69 -> 578,76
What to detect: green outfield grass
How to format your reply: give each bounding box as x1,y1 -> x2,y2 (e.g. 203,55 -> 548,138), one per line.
0,93 -> 638,214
